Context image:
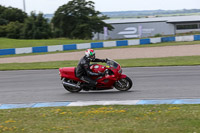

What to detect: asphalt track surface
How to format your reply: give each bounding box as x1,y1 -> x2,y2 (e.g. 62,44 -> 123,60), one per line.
1,66 -> 200,104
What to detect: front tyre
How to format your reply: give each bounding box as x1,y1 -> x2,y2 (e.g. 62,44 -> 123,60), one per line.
114,77 -> 133,91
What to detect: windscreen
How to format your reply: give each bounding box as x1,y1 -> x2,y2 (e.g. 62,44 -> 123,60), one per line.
106,60 -> 119,69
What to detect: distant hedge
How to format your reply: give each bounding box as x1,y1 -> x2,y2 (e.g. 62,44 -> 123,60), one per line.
0,5 -> 51,39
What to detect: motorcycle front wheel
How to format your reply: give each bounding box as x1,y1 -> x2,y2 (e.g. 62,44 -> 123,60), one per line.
114,77 -> 133,91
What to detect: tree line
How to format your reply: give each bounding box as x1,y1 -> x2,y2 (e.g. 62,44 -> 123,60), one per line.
0,0 -> 113,39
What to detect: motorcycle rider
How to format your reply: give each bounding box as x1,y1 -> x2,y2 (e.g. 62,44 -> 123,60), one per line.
76,49 -> 107,88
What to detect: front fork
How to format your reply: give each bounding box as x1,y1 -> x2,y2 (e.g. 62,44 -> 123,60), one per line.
116,74 -> 127,87
116,80 -> 123,87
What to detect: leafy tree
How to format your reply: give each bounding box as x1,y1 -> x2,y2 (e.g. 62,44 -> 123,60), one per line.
0,6 -> 52,39
0,5 -> 27,25
6,21 -> 24,39
0,5 -> 27,38
0,18 -> 8,25
21,12 -> 52,39
52,0 -> 113,39
0,25 -> 7,37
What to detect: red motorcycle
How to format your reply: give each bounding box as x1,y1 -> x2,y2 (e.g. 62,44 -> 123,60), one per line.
59,59 -> 133,93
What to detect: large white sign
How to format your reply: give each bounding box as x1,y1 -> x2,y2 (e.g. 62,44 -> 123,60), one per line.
118,27 -> 139,38
118,26 -> 155,38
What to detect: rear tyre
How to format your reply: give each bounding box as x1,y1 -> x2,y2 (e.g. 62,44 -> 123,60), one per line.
114,77 -> 133,91
63,79 -> 82,93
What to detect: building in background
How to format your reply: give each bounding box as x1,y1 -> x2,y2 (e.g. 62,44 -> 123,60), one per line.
93,15 -> 200,40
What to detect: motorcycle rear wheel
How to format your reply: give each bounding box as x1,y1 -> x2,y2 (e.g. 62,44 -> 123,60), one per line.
63,79 -> 82,93
114,77 -> 133,91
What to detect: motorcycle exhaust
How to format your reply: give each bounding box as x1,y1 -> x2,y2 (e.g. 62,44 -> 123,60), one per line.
62,80 -> 81,89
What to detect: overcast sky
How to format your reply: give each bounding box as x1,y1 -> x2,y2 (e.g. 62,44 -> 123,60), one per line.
0,0 -> 199,14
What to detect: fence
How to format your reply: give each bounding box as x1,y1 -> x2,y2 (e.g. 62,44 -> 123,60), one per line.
0,35 -> 200,56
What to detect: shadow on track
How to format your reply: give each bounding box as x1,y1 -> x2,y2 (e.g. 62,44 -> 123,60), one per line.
64,90 -> 135,95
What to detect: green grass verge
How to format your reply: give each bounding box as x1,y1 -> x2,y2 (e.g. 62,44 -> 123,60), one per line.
0,38 -> 102,49
0,105 -> 200,133
0,37 -> 200,49
1,40 -> 200,58
0,56 -> 200,71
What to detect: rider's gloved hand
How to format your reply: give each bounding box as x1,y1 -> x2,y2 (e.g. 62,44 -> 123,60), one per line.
101,59 -> 107,63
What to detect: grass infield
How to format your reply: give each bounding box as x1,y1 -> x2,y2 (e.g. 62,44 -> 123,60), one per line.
0,105 -> 200,133
0,38 -> 102,49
